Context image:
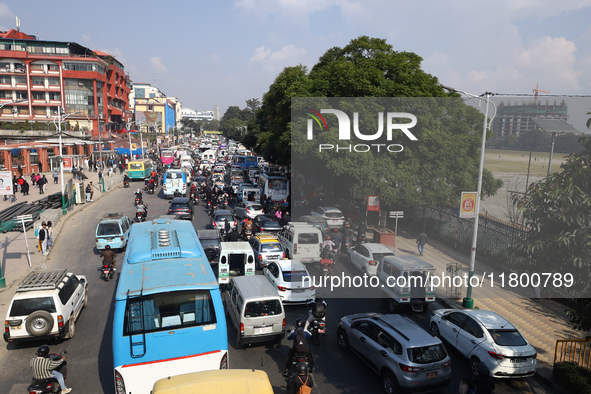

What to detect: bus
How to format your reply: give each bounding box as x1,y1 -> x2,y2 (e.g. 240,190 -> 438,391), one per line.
127,159 -> 153,180
232,155 -> 258,170
161,150 -> 174,166
152,370 -> 273,394
260,172 -> 289,206
112,219 -> 228,394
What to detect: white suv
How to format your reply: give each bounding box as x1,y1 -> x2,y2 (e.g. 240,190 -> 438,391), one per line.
4,269 -> 88,344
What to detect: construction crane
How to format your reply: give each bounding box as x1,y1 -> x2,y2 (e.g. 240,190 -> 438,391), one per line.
533,84 -> 550,103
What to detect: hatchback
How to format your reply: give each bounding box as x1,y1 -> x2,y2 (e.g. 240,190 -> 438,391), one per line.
249,233 -> 285,269
234,201 -> 264,220
168,197 -> 194,220
348,243 -> 395,276
338,313 -> 451,393
430,309 -> 537,378
95,213 -> 132,251
211,209 -> 237,232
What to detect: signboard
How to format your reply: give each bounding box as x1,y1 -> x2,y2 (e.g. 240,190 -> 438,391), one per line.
460,192 -> 477,218
142,141 -> 147,147
135,111 -> 162,124
131,143 -> 138,150
62,157 -> 73,172
367,195 -> 380,212
389,211 -> 404,218
0,171 -> 12,195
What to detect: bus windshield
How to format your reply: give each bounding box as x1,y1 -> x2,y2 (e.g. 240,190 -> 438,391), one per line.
129,163 -> 144,170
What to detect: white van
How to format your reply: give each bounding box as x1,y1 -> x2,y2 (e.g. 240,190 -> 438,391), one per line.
377,255 -> 436,313
223,275 -> 285,348
276,222 -> 323,263
202,149 -> 216,163
242,187 -> 261,203
218,242 -> 256,285
163,171 -> 188,198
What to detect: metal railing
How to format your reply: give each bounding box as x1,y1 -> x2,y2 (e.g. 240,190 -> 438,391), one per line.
554,339 -> 591,368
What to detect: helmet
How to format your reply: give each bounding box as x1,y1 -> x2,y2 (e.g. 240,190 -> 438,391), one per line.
137,189 -> 140,193
295,318 -> 305,328
297,362 -> 308,375
37,345 -> 50,357
325,235 -> 331,240
105,245 -> 111,250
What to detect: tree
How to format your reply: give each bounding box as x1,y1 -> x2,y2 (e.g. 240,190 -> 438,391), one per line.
513,136 -> 591,302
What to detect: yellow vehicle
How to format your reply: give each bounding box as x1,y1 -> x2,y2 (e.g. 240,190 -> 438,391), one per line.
127,159 -> 153,179
152,369 -> 273,394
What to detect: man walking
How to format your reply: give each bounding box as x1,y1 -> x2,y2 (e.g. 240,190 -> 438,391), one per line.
53,170 -> 59,184
39,222 -> 48,255
416,229 -> 428,256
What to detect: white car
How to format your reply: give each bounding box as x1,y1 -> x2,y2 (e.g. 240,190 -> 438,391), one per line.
430,309 -> 537,378
347,243 -> 394,276
234,201 -> 264,220
311,206 -> 345,228
263,260 -> 315,304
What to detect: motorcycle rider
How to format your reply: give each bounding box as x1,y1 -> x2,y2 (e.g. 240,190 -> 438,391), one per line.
223,218 -> 231,237
286,362 -> 315,394
136,201 -> 148,220
285,318 -> 315,373
226,227 -> 239,242
134,189 -> 143,203
148,177 -> 155,193
304,296 -> 328,332
123,174 -> 130,185
241,217 -> 253,237
100,245 -> 117,270
322,235 -> 336,255
30,345 -> 71,394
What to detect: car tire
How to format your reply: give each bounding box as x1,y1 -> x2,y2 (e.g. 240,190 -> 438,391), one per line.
83,288 -> 89,308
66,315 -> 76,339
337,328 -> 349,352
381,370 -> 399,394
25,310 -> 53,337
470,356 -> 481,376
430,322 -> 440,338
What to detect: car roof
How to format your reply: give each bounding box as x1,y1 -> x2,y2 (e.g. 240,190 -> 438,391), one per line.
254,233 -> 280,242
462,310 -> 515,330
319,206 -> 341,212
275,259 -> 306,271
197,229 -> 221,239
359,243 -> 394,253
377,314 -> 441,346
299,215 -> 327,223
214,209 -> 233,215
231,275 -> 281,300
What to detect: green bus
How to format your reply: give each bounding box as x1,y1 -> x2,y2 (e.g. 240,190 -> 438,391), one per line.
127,159 -> 153,179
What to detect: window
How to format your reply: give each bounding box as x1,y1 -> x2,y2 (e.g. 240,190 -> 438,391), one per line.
15,91 -> 27,100
14,76 -> 26,84
354,321 -> 379,341
48,78 -> 60,86
445,312 -> 466,328
97,223 -> 121,236
261,243 -> 282,252
408,344 -> 448,364
124,290 -> 216,335
134,88 -> 145,99
48,92 -> 60,101
282,270 -> 309,283
48,64 -> 59,71
244,299 -> 282,318
10,297 -> 57,316
30,64 -> 44,71
58,276 -> 80,305
463,318 -> 484,338
0,75 -> 9,84
31,77 -> 44,85
32,92 -> 45,100
0,90 -> 10,99
488,330 -> 528,346
298,233 -> 319,244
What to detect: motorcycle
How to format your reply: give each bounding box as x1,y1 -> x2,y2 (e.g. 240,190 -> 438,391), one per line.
243,228 -> 253,241
308,319 -> 327,346
320,257 -> 334,277
221,198 -> 228,209
123,180 -> 130,188
101,263 -> 115,281
283,351 -> 313,377
134,196 -> 142,206
148,185 -> 155,195
27,351 -> 67,394
136,209 -> 147,222
341,234 -> 352,254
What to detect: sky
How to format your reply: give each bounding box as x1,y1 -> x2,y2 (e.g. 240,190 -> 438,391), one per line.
4,0 -> 591,129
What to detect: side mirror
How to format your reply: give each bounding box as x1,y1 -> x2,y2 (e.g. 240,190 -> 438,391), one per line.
221,256 -> 227,264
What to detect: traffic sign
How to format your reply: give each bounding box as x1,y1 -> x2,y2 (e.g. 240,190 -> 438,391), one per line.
389,211 -> 404,218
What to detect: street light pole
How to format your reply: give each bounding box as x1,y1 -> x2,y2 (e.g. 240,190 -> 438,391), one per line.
443,87 -> 497,309
53,108 -> 82,215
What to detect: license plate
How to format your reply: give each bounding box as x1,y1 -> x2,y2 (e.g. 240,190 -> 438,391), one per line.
10,325 -> 21,330
267,255 -> 278,260
255,326 -> 273,335
103,270 -> 110,274
511,358 -> 528,363
107,238 -> 113,242
318,329 -> 325,334
426,371 -> 437,379
292,289 -> 305,293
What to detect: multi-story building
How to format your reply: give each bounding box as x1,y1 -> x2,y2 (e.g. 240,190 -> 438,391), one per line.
130,83 -> 178,136
491,100 -> 569,139
0,29 -> 131,138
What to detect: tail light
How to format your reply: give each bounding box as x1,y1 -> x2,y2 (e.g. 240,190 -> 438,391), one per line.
369,260 -> 376,266
114,370 -> 126,394
57,315 -> 64,328
259,254 -> 262,261
220,352 -> 228,369
120,237 -> 124,241
319,243 -> 322,252
213,222 -> 217,226
294,243 -> 297,254
283,318 -> 286,329
533,352 -> 537,359
233,221 -> 236,226
442,360 -> 452,367
4,320 -> 9,334
95,238 -> 98,243
488,351 -> 505,359
240,322 -> 244,335
278,286 -> 288,292
282,252 -> 285,259
399,363 -> 424,373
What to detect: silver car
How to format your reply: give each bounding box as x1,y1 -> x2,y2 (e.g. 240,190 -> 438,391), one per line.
210,209 -> 237,233
337,313 -> 451,393
234,201 -> 264,220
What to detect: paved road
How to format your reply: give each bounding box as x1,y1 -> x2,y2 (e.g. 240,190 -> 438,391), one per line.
0,181 -> 535,393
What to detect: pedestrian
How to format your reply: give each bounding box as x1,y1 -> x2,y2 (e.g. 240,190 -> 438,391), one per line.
84,158 -> 89,171
108,166 -> 112,177
40,222 -> 48,255
46,221 -> 53,248
41,175 -> 48,193
85,182 -> 91,202
31,173 -> 36,186
416,229 -> 428,256
17,176 -> 24,194
21,180 -> 29,195
13,176 -> 19,194
36,221 -> 45,253
35,173 -> 41,186
89,181 -> 94,201
17,164 -> 22,176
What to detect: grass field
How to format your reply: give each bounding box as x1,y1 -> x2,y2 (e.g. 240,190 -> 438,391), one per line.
484,149 -> 567,176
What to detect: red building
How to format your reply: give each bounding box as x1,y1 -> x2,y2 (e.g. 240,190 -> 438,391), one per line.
0,29 -> 132,139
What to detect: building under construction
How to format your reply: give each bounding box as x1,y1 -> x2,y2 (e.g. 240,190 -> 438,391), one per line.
491,100 -> 569,139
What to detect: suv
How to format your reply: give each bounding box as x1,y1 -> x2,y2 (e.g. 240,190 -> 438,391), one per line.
4,269 -> 88,344
249,233 -> 285,270
337,313 -> 451,393
168,197 -> 194,220
95,213 -> 132,251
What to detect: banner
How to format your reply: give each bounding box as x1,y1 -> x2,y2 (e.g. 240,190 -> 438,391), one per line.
131,143 -> 138,150
460,192 -> 477,218
367,195 -> 380,211
63,157 -> 73,172
0,171 -> 12,195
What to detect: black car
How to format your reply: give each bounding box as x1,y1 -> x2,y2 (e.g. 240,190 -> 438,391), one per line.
252,215 -> 282,235
168,197 -> 194,220
197,229 -> 221,265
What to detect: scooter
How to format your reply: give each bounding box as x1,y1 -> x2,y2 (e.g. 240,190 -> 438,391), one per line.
134,196 -> 142,206
123,180 -> 130,188
101,263 -> 115,281
27,351 -> 67,394
136,209 -> 147,222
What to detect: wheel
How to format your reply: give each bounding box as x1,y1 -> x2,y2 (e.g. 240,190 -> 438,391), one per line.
25,311 -> 53,337
381,370 -> 399,394
470,356 -> 481,376
430,322 -> 440,338
388,299 -> 400,314
66,315 -> 76,339
83,288 -> 89,308
337,328 -> 349,351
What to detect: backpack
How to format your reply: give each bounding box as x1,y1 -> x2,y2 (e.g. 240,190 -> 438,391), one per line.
296,375 -> 312,394
294,330 -> 308,353
35,227 -> 40,238
313,302 -> 325,319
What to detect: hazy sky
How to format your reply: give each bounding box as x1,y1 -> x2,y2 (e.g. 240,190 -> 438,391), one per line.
4,1 -> 591,126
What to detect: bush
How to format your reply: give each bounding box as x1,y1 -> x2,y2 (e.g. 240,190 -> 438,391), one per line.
554,361 -> 591,394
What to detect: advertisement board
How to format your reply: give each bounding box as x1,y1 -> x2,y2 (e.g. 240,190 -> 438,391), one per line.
0,171 -> 13,195
460,192 -> 477,218
62,157 -> 73,172
367,195 -> 380,211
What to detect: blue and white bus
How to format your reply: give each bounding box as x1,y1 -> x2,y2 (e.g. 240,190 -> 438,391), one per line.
260,172 -> 290,206
112,219 -> 228,394
232,155 -> 258,170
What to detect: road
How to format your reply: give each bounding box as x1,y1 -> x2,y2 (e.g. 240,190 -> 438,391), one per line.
0,181 -> 534,393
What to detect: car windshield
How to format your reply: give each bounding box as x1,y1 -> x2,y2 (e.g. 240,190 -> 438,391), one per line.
261,243 -> 282,252
262,220 -> 281,228
215,215 -> 234,222
97,223 -> 120,236
299,233 -> 319,244
10,297 -> 56,316
488,329 -> 528,346
129,163 -> 143,170
166,172 -> 183,179
282,270 -> 309,283
201,239 -> 220,248
408,344 -> 448,364
248,204 -> 263,211
244,299 -> 282,318
372,253 -> 394,263
324,212 -> 343,218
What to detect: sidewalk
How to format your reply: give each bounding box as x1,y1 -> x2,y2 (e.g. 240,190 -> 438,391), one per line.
372,226 -> 577,392
0,168 -> 124,295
